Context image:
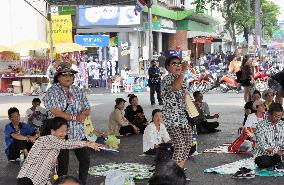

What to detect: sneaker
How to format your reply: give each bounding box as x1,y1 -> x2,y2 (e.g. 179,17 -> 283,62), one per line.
185,174 -> 190,181
231,167 -> 255,179
275,162 -> 284,172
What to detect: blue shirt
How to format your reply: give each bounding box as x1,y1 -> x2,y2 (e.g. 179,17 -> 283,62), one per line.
4,122 -> 35,159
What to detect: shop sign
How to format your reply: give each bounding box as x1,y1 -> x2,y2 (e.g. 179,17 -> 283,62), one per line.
192,37 -> 213,43
121,42 -> 131,56
46,15 -> 73,44
78,6 -> 141,27
74,35 -> 110,47
159,18 -> 175,29
143,22 -> 161,30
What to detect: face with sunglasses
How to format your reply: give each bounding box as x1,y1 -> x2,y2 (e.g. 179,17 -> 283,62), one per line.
57,72 -> 75,89
167,58 -> 183,75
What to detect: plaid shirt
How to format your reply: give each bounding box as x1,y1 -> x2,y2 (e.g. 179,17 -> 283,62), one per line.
254,119 -> 284,157
17,135 -> 85,185
43,83 -> 90,140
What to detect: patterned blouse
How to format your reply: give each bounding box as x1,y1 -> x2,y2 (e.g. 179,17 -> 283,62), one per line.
17,135 -> 85,185
254,119 -> 284,157
161,74 -> 188,128
43,83 -> 90,140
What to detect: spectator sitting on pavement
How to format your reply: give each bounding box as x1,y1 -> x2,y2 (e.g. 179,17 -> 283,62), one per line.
4,107 -> 39,161
242,90 -> 262,125
254,103 -> 284,169
54,175 -> 81,185
143,109 -> 171,155
235,99 -> 266,153
25,98 -> 47,129
148,160 -> 186,185
108,98 -> 138,136
125,94 -> 148,134
193,91 -> 220,134
262,89 -> 275,111
17,117 -> 101,185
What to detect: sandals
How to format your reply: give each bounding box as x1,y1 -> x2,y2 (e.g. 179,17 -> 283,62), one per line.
231,167 -> 255,179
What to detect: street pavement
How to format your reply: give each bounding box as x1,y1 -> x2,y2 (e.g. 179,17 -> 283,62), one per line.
0,89 -> 283,185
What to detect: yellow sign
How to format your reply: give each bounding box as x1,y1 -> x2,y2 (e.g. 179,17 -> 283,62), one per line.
47,15 -> 73,44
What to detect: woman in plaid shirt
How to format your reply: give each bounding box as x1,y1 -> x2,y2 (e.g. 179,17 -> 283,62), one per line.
17,117 -> 101,185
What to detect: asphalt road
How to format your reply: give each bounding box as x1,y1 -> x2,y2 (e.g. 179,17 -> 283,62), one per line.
0,90 -> 283,185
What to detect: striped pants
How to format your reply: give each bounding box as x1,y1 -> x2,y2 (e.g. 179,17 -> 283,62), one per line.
167,125 -> 192,162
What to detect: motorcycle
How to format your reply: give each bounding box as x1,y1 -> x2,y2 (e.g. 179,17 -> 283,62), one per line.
219,74 -> 238,93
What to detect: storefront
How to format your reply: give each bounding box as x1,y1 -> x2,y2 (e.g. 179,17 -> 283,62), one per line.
76,5 -> 143,75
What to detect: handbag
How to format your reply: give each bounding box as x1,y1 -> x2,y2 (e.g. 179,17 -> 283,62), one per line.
185,93 -> 199,118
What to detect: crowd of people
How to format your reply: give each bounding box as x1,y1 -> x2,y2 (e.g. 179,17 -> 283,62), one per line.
3,53 -> 284,184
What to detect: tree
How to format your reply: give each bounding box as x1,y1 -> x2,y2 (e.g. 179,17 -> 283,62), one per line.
193,0 -> 280,48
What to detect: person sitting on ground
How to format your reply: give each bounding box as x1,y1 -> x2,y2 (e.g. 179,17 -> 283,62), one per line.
54,175 -> 81,185
262,89 -> 275,111
193,91 -> 220,134
108,98 -> 138,136
25,98 -> 47,129
254,103 -> 284,169
148,160 -> 186,185
4,107 -> 39,161
242,90 -> 261,125
236,99 -> 266,152
125,94 -> 148,134
143,109 -> 171,155
17,117 -> 101,185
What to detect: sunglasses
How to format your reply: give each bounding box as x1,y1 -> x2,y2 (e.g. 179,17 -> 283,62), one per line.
61,72 -> 74,77
170,62 -> 182,66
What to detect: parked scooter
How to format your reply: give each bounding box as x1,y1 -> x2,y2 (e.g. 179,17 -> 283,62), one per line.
219,74 -> 238,93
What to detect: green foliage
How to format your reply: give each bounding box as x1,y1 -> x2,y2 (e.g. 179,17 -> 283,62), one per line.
193,0 -> 280,41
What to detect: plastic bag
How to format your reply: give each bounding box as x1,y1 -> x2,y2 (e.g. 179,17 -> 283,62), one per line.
105,135 -> 120,149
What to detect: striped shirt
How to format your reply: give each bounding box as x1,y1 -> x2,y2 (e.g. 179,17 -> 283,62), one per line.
17,135 -> 85,185
254,119 -> 284,157
43,83 -> 90,140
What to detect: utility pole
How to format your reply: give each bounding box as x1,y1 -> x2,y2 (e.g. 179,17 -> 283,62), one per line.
47,4 -> 54,62
147,0 -> 153,61
255,0 -> 262,49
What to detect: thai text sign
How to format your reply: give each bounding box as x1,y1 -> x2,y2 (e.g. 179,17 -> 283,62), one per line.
74,35 -> 110,47
47,15 -> 73,44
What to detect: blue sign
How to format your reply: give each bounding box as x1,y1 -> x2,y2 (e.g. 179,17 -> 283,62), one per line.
78,6 -> 141,27
74,35 -> 110,47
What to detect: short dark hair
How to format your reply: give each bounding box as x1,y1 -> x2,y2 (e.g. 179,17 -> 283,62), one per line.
115,98 -> 126,105
152,109 -> 162,118
193,91 -> 202,98
8,107 -> 19,118
268,103 -> 283,114
252,90 -> 261,97
127,94 -> 138,104
32,98 -> 41,104
54,175 -> 81,185
50,117 -> 68,131
165,56 -> 181,70
149,160 -> 186,185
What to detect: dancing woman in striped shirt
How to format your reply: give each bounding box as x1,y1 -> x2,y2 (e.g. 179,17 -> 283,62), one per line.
17,117 -> 101,185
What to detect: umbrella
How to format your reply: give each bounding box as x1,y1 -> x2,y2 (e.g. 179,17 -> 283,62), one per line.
54,42 -> 87,53
0,45 -> 14,52
12,40 -> 49,51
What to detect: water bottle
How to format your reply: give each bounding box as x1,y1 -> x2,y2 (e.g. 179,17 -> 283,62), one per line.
192,125 -> 198,154
19,150 -> 25,166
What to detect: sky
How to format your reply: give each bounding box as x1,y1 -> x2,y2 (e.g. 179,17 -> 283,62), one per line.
271,0 -> 284,21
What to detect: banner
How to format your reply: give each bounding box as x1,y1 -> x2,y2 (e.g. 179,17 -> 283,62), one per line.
78,6 -> 140,27
47,15 -> 73,44
74,35 -> 110,47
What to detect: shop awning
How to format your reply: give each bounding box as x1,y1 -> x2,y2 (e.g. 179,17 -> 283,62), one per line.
187,31 -> 232,42
45,0 -> 136,5
153,29 -> 176,34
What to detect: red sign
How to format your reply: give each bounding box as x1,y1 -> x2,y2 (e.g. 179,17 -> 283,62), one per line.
192,37 -> 213,43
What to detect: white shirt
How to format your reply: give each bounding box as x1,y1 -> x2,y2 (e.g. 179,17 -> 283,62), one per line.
143,122 -> 170,152
244,113 -> 264,128
25,106 -> 47,127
